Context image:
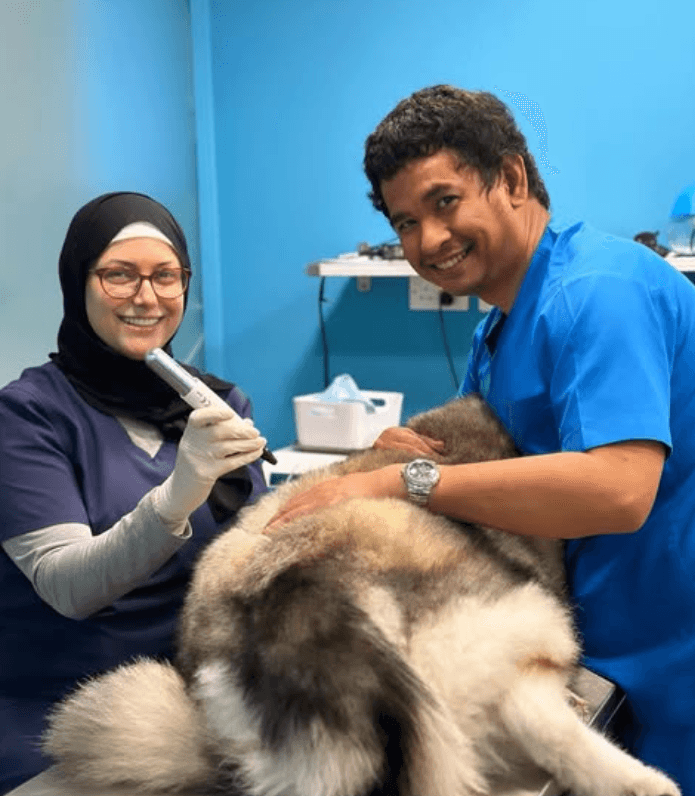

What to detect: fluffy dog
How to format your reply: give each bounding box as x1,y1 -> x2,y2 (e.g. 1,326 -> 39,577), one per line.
43,394 -> 680,796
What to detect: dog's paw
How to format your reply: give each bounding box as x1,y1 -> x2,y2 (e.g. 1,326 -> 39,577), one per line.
617,763 -> 681,796
575,750 -> 680,796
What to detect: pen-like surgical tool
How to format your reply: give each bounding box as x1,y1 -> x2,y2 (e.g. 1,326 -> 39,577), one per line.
145,347 -> 277,465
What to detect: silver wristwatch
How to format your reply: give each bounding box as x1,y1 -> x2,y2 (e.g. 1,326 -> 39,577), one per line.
401,458 -> 441,506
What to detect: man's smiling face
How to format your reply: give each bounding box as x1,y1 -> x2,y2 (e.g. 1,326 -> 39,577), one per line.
381,148 -> 528,310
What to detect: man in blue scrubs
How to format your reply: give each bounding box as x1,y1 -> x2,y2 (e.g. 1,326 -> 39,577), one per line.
270,85 -> 695,794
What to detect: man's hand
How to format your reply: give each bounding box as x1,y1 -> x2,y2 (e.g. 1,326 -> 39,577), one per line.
373,426 -> 446,456
265,466 -> 402,532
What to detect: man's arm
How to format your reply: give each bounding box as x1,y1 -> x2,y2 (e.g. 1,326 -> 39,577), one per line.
267,440 -> 666,538
426,439 -> 666,538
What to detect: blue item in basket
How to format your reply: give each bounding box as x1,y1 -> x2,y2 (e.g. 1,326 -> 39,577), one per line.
318,374 -> 376,413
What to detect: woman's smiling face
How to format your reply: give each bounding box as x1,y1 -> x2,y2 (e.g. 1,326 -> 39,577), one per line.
85,237 -> 185,360
380,148 -> 529,311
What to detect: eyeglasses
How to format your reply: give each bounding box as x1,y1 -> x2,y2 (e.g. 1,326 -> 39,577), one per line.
91,267 -> 191,299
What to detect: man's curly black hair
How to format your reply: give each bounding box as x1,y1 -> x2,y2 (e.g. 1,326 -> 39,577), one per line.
363,85 -> 550,217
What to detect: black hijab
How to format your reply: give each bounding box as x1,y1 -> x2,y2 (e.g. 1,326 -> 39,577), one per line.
50,192 -> 253,521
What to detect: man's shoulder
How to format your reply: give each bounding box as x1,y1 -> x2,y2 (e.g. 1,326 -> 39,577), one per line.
548,220 -> 671,284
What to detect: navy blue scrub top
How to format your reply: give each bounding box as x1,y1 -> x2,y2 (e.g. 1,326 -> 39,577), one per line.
0,362 -> 267,791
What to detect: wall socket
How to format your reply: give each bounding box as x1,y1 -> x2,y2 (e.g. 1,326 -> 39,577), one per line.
408,276 -> 469,311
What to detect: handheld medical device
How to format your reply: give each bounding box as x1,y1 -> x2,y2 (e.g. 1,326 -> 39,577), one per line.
145,347 -> 277,465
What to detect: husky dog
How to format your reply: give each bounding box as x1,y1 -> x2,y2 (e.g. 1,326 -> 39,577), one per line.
44,395 -> 680,796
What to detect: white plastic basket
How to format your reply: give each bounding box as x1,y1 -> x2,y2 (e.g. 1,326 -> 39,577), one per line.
293,389 -> 403,451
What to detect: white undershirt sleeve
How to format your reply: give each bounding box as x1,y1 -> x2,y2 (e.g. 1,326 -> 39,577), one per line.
1,491 -> 192,620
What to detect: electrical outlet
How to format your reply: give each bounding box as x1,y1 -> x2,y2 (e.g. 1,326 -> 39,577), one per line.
408,276 -> 469,311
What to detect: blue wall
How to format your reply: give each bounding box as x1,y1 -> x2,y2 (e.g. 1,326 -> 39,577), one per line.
0,1 -> 76,386
1,1 -> 691,773
6,1 -> 692,449
73,0 -> 204,366
0,0 -> 202,388
202,0 -> 695,448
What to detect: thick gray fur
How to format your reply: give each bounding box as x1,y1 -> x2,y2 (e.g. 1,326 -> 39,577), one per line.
43,395 -> 680,796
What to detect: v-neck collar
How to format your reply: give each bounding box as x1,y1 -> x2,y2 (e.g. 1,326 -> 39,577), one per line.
482,224 -> 556,356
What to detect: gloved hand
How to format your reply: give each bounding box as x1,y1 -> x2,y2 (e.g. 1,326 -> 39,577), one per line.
154,406 -> 267,523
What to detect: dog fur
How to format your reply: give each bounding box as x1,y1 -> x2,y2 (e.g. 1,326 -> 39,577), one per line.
43,394 -> 680,796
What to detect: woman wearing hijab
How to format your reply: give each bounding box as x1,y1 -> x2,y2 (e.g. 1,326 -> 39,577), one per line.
0,192 -> 268,793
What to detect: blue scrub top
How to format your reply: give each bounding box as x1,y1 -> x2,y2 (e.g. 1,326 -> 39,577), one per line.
461,222 -> 695,793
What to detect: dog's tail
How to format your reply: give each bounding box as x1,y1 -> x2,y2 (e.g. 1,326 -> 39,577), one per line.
188,562 -> 486,796
193,563 -> 423,795
43,658 -> 215,793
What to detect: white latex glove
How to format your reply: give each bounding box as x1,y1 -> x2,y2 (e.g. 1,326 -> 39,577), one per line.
154,406 -> 266,523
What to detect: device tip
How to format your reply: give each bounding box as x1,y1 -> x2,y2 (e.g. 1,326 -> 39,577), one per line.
262,448 -> 278,465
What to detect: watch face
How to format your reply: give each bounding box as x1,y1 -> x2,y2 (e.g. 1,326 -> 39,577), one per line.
407,459 -> 438,485
402,459 -> 440,506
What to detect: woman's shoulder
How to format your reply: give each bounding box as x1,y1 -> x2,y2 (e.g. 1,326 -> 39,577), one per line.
0,362 -> 81,425
1,361 -> 71,403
